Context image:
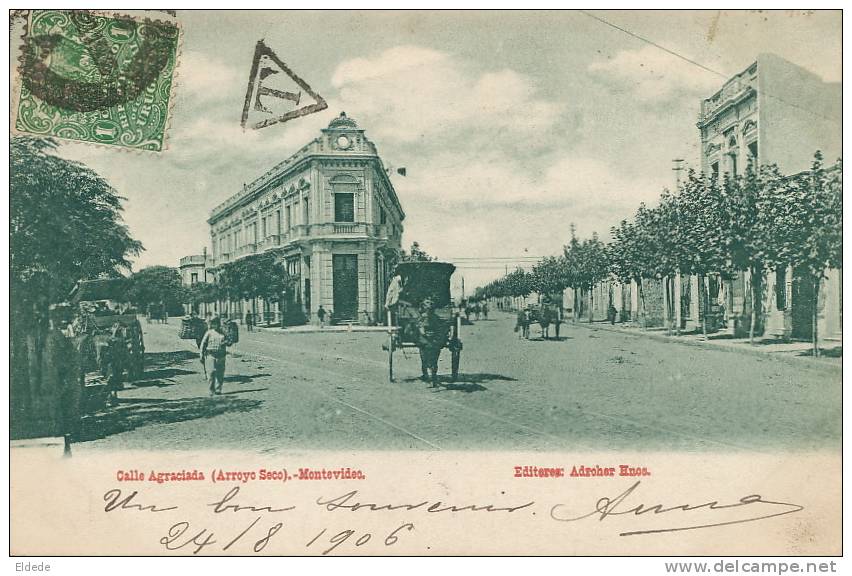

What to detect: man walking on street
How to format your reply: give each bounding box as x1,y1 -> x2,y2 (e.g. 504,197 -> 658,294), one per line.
317,305 -> 328,328
245,311 -> 254,332
200,316 -> 229,396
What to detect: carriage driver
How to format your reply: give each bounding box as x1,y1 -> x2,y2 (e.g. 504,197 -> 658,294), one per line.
417,297 -> 448,387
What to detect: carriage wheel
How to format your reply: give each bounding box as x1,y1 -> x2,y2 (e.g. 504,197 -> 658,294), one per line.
451,347 -> 461,381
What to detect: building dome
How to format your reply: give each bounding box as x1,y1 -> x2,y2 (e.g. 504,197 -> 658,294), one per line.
328,111 -> 358,129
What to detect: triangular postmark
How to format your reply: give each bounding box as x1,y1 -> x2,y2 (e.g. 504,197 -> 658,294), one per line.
240,39 -> 328,130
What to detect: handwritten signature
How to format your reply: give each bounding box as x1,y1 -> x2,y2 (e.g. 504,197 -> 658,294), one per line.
550,480 -> 804,536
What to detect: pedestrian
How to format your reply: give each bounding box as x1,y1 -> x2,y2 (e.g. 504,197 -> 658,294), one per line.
482,302 -> 489,319
417,297 -> 447,387
245,310 -> 254,332
200,316 -> 229,396
317,305 -> 327,328
515,308 -> 530,340
540,303 -> 554,340
384,273 -> 404,325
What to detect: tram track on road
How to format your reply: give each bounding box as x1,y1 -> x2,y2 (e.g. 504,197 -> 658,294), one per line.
243,331 -> 750,452
241,335 -> 590,451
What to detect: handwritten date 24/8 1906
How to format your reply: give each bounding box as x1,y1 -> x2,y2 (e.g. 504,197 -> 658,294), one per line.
160,517 -> 415,555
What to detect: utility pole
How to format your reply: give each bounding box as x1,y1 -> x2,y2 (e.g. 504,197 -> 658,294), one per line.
672,158 -> 685,336
672,158 -> 685,189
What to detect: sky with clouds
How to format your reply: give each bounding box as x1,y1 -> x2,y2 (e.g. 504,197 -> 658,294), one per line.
42,9 -> 841,289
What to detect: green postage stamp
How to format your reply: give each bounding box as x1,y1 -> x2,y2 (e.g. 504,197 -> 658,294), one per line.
13,10 -> 180,152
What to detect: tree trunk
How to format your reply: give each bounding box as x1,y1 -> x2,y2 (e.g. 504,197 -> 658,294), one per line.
813,275 -> 821,357
665,276 -> 673,336
702,275 -> 709,341
573,288 -> 579,323
674,272 -> 681,337
748,266 -> 757,345
588,287 -> 594,323
637,277 -> 647,330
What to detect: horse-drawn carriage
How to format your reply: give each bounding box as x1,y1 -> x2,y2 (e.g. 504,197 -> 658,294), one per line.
68,279 -> 145,409
384,262 -> 462,383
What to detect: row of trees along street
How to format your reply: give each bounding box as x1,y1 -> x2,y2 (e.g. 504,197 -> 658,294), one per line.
476,153 -> 841,355
182,241 -> 436,325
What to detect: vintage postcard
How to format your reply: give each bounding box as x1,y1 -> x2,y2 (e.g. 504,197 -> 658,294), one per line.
8,9 -> 843,558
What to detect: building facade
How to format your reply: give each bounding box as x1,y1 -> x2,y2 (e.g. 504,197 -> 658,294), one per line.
178,253 -> 212,316
207,112 -> 404,325
694,53 -> 841,341
698,53 -> 841,179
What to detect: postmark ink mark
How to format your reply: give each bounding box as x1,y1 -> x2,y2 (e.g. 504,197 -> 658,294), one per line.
240,39 -> 328,130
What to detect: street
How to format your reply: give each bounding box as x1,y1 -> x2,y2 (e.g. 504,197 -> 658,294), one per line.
76,314 -> 841,453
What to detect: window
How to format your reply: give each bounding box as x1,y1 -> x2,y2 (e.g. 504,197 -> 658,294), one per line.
748,141 -> 758,164
335,193 -> 355,222
276,210 -> 281,234
262,217 -> 267,239
775,268 -> 787,311
285,206 -> 291,230
711,161 -> 719,177
728,153 -> 738,178
303,198 -> 310,225
379,205 -> 387,224
191,272 -> 198,285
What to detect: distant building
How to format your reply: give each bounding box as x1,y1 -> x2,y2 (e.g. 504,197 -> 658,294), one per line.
207,112 -> 404,325
695,54 -> 841,341
179,253 -> 211,316
698,53 -> 840,178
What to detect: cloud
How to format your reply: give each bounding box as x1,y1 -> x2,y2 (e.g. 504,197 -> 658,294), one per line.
588,45 -> 721,102
177,51 -> 243,102
330,45 -> 566,146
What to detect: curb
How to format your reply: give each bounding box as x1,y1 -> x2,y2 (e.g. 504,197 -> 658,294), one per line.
570,321 -> 841,373
255,326 -> 391,335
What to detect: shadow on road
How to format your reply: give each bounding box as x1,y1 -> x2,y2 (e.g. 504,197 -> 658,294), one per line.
139,367 -> 197,381
797,346 -> 842,358
221,388 -> 268,395
79,396 -> 262,442
145,350 -> 198,371
225,373 -> 272,383
402,372 -> 515,393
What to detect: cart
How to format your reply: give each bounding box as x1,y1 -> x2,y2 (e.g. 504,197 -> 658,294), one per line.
384,262 -> 462,382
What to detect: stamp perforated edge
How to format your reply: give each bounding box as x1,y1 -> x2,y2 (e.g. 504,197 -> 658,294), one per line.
10,9 -> 184,155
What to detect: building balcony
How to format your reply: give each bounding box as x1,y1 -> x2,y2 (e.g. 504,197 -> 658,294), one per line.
698,85 -> 756,126
179,254 -> 209,267
213,223 -> 395,265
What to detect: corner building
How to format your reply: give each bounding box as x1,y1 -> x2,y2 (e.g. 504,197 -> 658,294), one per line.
208,112 -> 404,325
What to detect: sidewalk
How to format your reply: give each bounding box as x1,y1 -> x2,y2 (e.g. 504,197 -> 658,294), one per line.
253,323 -> 391,334
574,320 -> 841,370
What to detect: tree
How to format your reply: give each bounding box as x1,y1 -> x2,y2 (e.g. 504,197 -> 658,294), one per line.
186,281 -> 220,308
11,137 -> 142,321
758,152 -> 842,355
126,266 -> 185,315
576,234 -> 609,322
530,256 -> 569,297
677,170 -> 731,338
218,253 -> 290,323
400,241 -> 435,263
608,218 -> 645,327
